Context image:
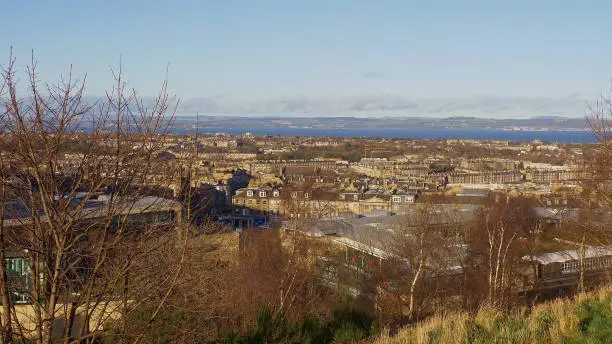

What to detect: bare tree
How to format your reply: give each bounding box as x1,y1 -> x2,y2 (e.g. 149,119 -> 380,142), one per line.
467,194 -> 538,308
212,228 -> 333,336
546,88 -> 612,294
587,88 -> 612,207
371,204 -> 459,324
0,51 -> 184,343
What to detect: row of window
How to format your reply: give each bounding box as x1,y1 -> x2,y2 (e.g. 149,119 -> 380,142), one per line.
340,194 -> 360,201
243,192 -> 415,202
392,196 -> 415,203
545,198 -> 568,206
236,208 -> 281,216
235,197 -> 416,206
245,190 -> 280,197
560,257 -> 612,273
239,199 -> 283,206
340,194 -> 415,202
244,190 -> 309,198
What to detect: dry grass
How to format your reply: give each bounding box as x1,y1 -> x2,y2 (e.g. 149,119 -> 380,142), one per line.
374,284 -> 612,344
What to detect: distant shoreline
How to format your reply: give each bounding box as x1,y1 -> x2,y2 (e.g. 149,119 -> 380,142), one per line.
171,127 -> 596,143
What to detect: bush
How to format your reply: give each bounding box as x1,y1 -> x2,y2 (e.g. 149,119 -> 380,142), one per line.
214,301 -> 376,344
104,306 -> 189,344
332,323 -> 366,343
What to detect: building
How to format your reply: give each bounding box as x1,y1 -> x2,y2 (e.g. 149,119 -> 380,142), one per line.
229,186 -> 283,228
228,186 -> 420,229
521,247 -> 612,292
1,195 -> 182,338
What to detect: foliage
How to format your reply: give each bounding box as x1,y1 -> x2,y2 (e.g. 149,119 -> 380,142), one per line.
214,301 -> 376,344
280,144 -> 364,162
428,162 -> 454,172
104,306 -> 190,344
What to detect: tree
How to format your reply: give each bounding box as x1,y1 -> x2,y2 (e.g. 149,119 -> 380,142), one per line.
467,194 -> 539,309
369,204 -> 463,325
211,228 -> 335,336
0,51 -> 183,343
549,89 -> 612,294
587,88 -> 612,207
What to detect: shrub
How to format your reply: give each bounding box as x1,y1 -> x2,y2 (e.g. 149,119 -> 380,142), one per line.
213,301 -> 376,344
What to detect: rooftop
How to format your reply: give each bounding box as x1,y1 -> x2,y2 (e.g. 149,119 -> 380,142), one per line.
524,247 -> 612,265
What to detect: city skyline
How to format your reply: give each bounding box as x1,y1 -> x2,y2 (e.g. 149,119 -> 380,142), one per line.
3,0 -> 612,117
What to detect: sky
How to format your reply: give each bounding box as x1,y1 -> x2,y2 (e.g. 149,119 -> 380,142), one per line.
2,0 -> 612,117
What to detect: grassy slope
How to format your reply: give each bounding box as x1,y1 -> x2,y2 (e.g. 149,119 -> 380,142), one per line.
375,285 -> 612,344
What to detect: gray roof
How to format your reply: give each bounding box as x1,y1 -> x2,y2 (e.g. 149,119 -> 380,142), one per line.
524,247 -> 612,265
291,205 -> 479,268
3,196 -> 181,228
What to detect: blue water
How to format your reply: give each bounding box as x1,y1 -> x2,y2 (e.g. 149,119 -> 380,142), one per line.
173,127 -> 596,143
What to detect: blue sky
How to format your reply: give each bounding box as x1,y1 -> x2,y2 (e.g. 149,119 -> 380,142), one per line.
2,0 -> 612,117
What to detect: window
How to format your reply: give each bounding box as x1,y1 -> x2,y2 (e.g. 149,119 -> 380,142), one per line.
392,196 -> 401,203
291,192 -> 298,199
353,194 -> 359,201
586,257 -> 612,270
6,257 -> 32,304
262,200 -> 267,205
304,192 -> 309,199
259,191 -> 267,197
248,199 -> 253,204
561,261 -> 579,274
273,190 -> 280,197
561,257 -> 612,274
246,190 -> 253,197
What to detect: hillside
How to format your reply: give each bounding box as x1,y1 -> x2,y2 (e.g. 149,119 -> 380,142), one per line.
375,285 -> 612,344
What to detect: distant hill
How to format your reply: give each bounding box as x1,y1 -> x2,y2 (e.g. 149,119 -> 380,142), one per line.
174,115 -> 590,131
531,115 -> 571,119
444,116 -> 478,120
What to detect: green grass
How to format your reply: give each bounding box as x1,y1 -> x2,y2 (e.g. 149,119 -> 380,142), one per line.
375,285 -> 612,344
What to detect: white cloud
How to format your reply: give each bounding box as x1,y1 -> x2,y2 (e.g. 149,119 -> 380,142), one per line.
175,94 -> 591,118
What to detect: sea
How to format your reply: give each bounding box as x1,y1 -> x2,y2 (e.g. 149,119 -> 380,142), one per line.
172,127 -> 596,143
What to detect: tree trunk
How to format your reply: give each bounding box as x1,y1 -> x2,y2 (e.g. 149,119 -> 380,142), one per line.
0,178 -> 14,343
409,235 -> 424,320
579,234 -> 586,293
43,247 -> 66,344
62,302 -> 77,344
499,232 -> 516,308
493,223 -> 505,306
487,233 -> 494,303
